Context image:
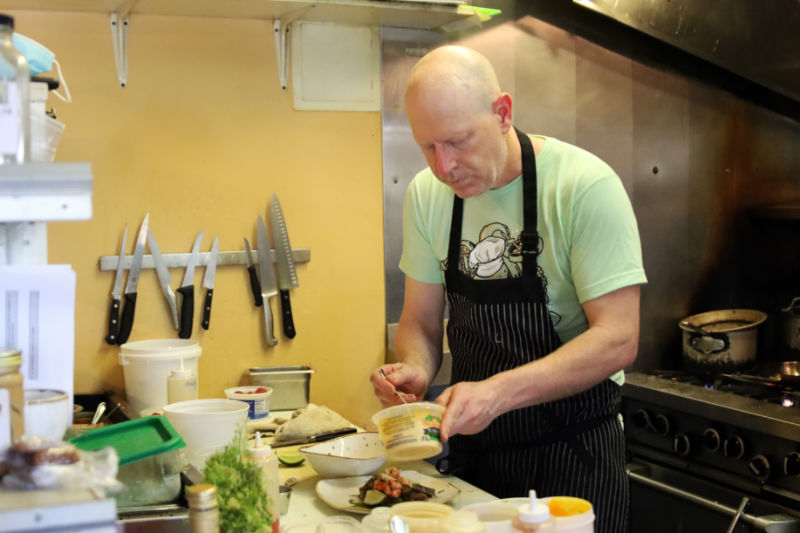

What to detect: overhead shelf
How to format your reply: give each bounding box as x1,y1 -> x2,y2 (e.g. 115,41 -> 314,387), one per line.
5,0 -> 494,32
0,162 -> 93,222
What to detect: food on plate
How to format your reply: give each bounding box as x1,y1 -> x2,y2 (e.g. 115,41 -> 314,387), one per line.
273,406 -> 354,443
276,449 -> 305,466
351,467 -> 436,508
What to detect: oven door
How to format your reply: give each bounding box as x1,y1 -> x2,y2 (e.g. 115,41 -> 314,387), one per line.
627,460 -> 800,533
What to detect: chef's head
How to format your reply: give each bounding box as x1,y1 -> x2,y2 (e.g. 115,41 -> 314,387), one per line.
404,45 -> 515,199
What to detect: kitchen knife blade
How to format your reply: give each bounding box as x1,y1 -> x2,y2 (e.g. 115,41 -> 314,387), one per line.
105,225 -> 127,345
117,213 -> 149,345
243,237 -> 263,307
147,229 -> 179,331
271,427 -> 358,448
270,194 -> 298,339
256,215 -> 278,347
201,236 -> 219,330
178,230 -> 205,339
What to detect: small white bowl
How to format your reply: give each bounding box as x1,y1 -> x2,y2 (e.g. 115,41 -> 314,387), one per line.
300,432 -> 386,478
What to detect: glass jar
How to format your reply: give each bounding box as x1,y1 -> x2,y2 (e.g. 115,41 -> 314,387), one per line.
0,348 -> 24,444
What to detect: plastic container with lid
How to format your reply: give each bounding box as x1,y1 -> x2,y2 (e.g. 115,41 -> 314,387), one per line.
361,505 -> 390,532
389,501 -> 454,533
249,431 -> 280,532
539,497 -> 594,532
372,402 -> 444,461
512,491 -> 556,532
461,501 -> 519,533
0,348 -> 24,446
69,415 -> 187,507
445,510 -> 487,533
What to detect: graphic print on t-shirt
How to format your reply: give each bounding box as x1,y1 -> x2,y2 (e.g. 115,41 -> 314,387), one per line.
440,222 -> 548,288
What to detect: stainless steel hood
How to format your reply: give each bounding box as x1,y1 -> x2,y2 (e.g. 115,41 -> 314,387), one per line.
572,0 -> 800,104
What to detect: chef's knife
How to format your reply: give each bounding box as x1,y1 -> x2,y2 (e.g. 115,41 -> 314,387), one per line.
201,236 -> 219,330
271,427 -> 358,448
178,230 -> 205,339
270,194 -> 298,339
147,229 -> 179,331
256,215 -> 278,347
105,225 -> 127,345
117,213 -> 149,345
243,237 -> 263,307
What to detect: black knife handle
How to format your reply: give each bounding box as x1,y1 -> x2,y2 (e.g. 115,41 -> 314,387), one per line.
117,293 -> 137,345
279,289 -> 296,339
201,288 -> 213,330
106,298 -> 120,345
178,285 -> 194,339
247,265 -> 263,307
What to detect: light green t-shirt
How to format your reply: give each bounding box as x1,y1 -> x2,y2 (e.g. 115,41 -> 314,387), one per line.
399,136 -> 647,384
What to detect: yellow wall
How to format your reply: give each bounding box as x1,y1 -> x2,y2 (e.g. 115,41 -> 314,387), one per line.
6,10 -> 386,427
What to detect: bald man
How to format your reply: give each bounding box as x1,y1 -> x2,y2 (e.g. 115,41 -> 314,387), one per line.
370,46 -> 646,533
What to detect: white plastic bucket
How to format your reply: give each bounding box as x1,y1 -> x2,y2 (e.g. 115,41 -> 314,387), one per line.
119,339 -> 201,414
162,398 -> 248,469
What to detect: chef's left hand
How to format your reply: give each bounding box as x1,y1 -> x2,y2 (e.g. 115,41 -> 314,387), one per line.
434,380 -> 500,442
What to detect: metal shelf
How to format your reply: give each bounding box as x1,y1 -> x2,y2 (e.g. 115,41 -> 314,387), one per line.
99,248 -> 310,271
0,162 -> 93,222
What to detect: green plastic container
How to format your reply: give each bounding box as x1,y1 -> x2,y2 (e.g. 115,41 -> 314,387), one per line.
70,415 -> 185,466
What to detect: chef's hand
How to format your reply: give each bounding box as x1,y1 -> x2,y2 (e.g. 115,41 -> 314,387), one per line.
370,363 -> 428,407
435,381 -> 500,442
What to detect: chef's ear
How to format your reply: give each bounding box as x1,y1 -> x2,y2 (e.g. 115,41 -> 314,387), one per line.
492,93 -> 513,131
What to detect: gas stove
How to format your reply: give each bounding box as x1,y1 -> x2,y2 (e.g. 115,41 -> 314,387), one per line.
623,370 -> 800,530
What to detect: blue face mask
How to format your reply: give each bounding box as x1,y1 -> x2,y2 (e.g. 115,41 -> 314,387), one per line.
11,32 -> 71,103
12,32 -> 55,75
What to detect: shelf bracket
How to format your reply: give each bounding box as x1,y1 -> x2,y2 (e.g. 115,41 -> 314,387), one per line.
110,0 -> 138,87
273,6 -> 314,90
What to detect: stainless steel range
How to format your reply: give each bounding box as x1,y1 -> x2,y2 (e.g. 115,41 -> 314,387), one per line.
623,371 -> 800,532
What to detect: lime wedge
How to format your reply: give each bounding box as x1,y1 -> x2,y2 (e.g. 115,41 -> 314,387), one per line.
277,449 -> 305,466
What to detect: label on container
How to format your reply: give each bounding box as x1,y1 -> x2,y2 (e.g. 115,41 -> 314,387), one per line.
0,388 -> 10,449
0,81 -> 21,156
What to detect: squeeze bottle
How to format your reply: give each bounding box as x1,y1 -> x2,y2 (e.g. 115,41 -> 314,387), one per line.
167,358 -> 197,403
512,490 -> 556,532
249,431 -> 280,533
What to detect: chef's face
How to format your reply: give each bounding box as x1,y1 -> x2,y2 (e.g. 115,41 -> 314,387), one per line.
406,90 -> 509,199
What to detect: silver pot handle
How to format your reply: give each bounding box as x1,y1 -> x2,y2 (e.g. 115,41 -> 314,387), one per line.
628,469 -> 800,529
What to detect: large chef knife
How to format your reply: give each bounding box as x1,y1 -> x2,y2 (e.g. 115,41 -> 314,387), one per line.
271,427 -> 358,448
147,229 -> 179,331
105,225 -> 127,345
256,216 -> 278,347
117,213 -> 149,345
243,237 -> 263,307
201,236 -> 219,330
178,230 -> 205,339
270,194 -> 298,339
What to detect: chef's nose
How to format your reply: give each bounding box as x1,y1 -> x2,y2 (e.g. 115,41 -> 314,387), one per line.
434,144 -> 457,176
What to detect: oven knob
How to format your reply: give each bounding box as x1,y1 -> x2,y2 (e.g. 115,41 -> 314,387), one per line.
783,452 -> 800,477
673,433 -> 691,456
749,454 -> 771,481
631,409 -> 652,430
723,435 -> 745,459
703,428 -> 721,452
652,414 -> 671,436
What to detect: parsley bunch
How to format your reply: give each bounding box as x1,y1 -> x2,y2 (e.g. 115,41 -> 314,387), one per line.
202,433 -> 272,533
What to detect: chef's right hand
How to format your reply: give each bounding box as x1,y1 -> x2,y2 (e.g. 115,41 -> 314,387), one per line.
370,363 -> 428,407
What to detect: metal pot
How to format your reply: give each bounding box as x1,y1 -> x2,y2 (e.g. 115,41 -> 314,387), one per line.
679,309 -> 767,377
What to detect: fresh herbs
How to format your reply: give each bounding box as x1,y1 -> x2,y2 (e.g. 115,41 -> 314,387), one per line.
202,432 -> 272,533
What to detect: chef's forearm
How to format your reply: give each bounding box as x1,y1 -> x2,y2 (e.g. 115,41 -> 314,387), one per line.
395,316 -> 444,390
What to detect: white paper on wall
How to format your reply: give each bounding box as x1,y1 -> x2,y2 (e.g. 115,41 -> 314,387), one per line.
0,264 -> 76,406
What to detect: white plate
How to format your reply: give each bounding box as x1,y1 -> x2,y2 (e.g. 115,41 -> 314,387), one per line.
315,469 -> 460,514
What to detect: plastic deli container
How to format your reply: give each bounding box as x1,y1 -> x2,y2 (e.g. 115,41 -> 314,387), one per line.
389,501 -> 454,533
371,402 -> 444,462
539,497 -> 594,532
246,366 -> 313,410
162,398 -> 248,469
70,416 -> 187,507
225,386 -> 272,419
119,339 -> 201,414
461,501 -> 519,533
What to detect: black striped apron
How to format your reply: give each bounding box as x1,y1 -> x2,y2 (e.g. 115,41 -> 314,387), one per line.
436,128 -> 629,533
